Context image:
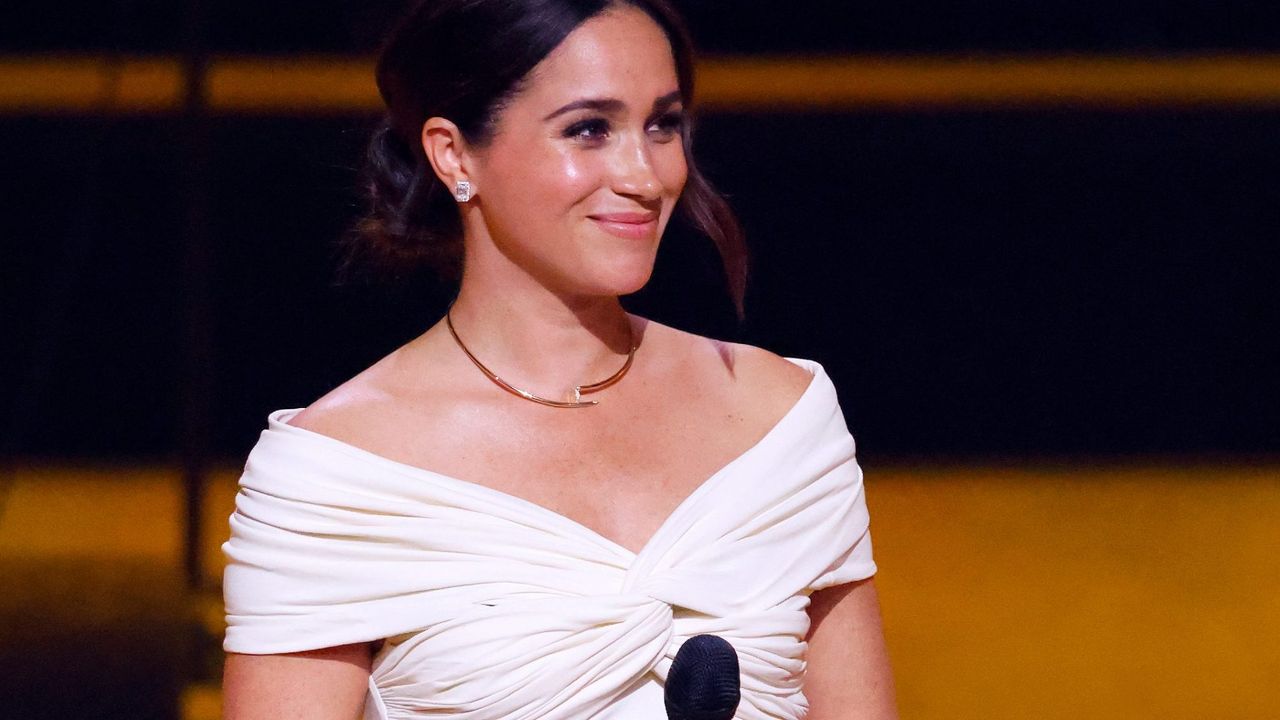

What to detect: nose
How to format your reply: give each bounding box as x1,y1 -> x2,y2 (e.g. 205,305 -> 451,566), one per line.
610,134 -> 662,201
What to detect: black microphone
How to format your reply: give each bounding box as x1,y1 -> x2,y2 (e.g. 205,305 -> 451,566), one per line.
664,634 -> 741,720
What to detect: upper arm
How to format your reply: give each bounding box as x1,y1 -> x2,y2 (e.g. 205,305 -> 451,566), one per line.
804,579 -> 898,720
223,643 -> 373,720
732,341 -> 888,715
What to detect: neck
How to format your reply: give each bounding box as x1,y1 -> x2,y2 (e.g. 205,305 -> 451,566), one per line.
446,280 -> 634,401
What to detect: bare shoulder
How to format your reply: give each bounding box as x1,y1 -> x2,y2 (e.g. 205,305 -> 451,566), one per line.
639,319 -> 814,420
713,340 -> 815,421
283,342 -> 444,453
720,341 -> 814,397
285,368 -> 397,446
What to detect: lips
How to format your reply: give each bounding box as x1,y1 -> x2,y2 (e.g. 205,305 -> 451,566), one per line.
588,212 -> 659,240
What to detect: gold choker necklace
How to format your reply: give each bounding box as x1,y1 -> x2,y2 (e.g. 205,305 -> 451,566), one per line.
445,311 -> 637,408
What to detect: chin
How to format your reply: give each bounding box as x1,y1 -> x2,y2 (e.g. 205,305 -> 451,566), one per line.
580,260 -> 656,298
614,273 -> 653,297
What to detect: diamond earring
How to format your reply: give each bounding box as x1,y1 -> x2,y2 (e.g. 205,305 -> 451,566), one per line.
454,180 -> 472,203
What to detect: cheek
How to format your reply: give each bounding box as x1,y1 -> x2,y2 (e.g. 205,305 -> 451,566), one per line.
485,141 -> 595,210
658,145 -> 689,196
542,150 -> 603,207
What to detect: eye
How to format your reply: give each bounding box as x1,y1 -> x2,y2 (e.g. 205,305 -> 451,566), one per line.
563,117 -> 610,143
647,111 -> 685,142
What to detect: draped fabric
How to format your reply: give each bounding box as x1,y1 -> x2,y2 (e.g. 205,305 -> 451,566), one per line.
223,358 -> 875,720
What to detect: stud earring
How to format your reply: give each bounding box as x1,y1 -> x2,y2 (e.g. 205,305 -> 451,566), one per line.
454,180 -> 472,203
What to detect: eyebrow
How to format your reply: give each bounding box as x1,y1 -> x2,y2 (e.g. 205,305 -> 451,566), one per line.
543,90 -> 683,121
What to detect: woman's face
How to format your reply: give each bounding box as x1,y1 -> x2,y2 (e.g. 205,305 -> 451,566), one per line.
465,5 -> 688,299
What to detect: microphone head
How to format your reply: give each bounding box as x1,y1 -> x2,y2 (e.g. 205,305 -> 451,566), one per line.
664,634 -> 741,720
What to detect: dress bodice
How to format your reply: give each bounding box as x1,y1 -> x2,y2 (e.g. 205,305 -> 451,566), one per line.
222,358 -> 875,719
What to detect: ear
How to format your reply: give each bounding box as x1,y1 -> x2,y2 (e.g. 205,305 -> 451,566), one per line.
421,117 -> 475,198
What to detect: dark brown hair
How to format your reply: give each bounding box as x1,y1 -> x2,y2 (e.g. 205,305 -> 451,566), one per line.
345,0 -> 747,315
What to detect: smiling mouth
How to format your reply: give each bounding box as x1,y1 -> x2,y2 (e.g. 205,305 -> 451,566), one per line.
589,213 -> 659,239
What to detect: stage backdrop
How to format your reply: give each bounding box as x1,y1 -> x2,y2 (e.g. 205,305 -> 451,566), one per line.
2,0 -> 1277,462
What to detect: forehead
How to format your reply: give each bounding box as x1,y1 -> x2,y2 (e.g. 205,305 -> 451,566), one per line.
521,6 -> 680,107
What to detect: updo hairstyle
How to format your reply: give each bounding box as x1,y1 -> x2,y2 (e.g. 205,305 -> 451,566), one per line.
346,0 -> 748,313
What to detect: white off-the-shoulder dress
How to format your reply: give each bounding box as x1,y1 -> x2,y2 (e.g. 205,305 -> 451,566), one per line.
223,358 -> 876,720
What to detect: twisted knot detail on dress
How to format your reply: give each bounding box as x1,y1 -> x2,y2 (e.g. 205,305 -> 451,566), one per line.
223,359 -> 875,720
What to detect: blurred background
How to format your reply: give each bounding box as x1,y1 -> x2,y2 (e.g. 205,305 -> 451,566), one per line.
1,1 -> 1277,718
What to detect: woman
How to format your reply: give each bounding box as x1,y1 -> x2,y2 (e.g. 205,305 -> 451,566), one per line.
221,1 -> 896,718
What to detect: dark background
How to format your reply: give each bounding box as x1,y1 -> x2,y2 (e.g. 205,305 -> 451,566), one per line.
2,1 -> 1277,463
4,1 -> 1280,53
